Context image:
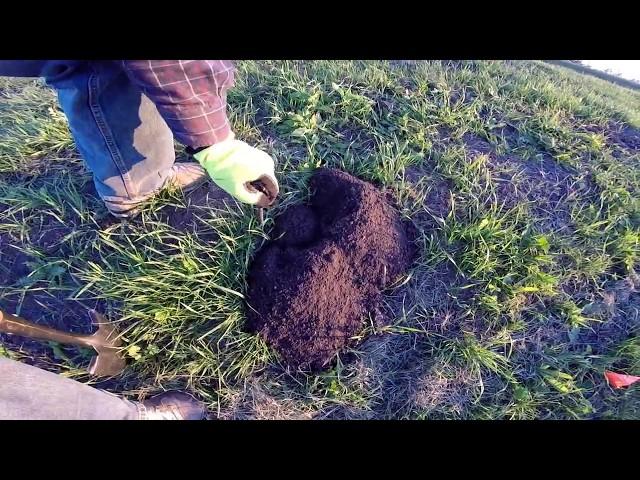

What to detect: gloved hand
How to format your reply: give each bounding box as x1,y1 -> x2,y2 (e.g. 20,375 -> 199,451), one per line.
193,134 -> 279,207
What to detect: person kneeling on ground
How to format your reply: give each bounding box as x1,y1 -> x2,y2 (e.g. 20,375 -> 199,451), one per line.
0,60 -> 278,420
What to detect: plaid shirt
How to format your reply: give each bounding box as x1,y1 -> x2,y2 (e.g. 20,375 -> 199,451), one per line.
0,59 -> 235,149
122,60 -> 235,148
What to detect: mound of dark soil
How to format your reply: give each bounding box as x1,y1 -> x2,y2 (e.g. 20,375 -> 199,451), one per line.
246,168 -> 415,370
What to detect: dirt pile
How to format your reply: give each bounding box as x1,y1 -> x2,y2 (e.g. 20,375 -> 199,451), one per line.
246,168 -> 415,370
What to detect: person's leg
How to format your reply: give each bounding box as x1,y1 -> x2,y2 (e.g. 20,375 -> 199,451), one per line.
44,61 -> 202,217
0,357 -> 206,420
0,357 -> 139,420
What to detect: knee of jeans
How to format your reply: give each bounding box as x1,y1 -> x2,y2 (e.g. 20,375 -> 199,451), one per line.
42,61 -> 85,84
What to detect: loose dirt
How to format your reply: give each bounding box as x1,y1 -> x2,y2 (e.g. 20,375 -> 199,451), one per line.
246,168 -> 415,370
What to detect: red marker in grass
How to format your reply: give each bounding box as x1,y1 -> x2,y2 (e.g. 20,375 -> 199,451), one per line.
604,370 -> 640,389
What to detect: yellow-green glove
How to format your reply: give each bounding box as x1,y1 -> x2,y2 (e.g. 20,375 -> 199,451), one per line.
194,136 -> 279,207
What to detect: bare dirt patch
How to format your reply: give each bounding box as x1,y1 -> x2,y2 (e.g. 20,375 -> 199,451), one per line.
154,182 -> 233,233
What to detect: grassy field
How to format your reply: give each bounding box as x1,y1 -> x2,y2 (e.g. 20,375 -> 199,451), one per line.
1,60 -> 640,419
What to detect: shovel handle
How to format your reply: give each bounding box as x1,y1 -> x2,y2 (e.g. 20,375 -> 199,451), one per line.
0,308 -> 96,349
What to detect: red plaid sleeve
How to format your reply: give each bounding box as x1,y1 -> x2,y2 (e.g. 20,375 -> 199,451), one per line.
121,60 -> 235,148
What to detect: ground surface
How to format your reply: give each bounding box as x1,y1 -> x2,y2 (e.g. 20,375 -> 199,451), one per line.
1,60 -> 640,419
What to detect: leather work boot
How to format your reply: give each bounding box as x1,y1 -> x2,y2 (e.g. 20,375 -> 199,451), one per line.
136,391 -> 206,420
107,162 -> 209,219
164,162 -> 209,193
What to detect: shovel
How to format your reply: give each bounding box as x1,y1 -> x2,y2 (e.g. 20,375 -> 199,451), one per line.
0,308 -> 126,376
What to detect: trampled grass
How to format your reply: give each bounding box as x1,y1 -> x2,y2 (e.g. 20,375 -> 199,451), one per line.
1,61 -> 639,419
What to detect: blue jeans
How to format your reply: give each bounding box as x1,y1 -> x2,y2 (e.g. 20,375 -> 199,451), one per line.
45,61 -> 177,216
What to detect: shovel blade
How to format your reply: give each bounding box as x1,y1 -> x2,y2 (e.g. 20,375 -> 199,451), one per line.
88,351 -> 127,376
86,309 -> 127,377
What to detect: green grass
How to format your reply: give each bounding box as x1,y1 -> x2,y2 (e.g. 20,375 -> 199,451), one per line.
1,61 -> 640,418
